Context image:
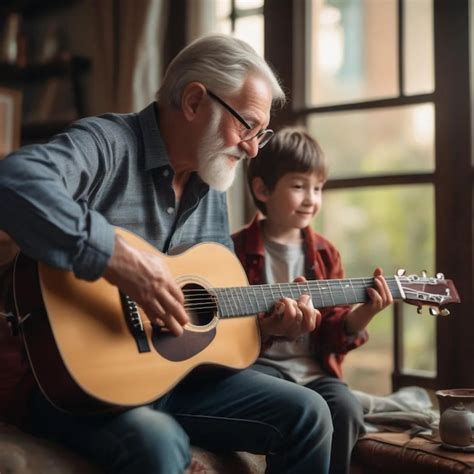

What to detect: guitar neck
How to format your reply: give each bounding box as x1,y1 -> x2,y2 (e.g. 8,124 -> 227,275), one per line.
215,277 -> 403,318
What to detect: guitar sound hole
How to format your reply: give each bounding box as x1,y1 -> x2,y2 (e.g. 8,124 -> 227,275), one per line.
182,283 -> 217,327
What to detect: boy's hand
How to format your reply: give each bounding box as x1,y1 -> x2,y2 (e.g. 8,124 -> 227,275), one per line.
345,267 -> 393,333
258,276 -> 322,342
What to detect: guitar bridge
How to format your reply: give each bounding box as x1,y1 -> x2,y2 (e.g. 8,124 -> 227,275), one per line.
119,292 -> 151,353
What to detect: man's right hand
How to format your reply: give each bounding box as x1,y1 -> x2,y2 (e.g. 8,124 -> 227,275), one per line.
103,234 -> 189,336
0,230 -> 19,268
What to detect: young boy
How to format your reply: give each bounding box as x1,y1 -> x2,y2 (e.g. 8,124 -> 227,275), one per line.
232,127 -> 393,474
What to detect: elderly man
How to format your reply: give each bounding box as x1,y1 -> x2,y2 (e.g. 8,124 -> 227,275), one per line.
0,35 -> 332,473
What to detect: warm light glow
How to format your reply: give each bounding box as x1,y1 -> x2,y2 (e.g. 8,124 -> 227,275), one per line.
236,0 -> 264,9
317,5 -> 344,74
411,103 -> 434,145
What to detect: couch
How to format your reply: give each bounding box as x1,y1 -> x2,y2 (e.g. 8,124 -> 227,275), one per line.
0,423 -> 266,474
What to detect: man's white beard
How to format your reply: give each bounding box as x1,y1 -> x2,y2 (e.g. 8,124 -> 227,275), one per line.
197,108 -> 247,192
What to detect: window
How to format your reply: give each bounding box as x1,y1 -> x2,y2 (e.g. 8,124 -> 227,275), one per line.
265,0 -> 473,393
303,0 -> 437,393
213,0 -> 265,233
181,0 -> 265,233
171,0 -> 473,393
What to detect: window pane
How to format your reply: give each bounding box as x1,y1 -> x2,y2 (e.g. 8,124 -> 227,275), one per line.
215,0 -> 231,17
215,0 -> 232,34
313,185 -> 435,393
236,0 -> 264,9
234,15 -> 264,57
403,304 -> 436,372
308,0 -> 398,106
403,0 -> 434,95
307,104 -> 434,178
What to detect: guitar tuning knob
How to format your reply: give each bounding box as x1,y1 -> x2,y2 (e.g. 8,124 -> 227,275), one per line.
421,270 -> 427,278
417,306 -> 423,315
440,308 -> 450,317
429,307 -> 439,316
397,269 -> 406,277
436,273 -> 445,280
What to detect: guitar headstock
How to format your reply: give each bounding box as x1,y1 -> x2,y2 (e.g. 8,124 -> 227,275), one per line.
396,270 -> 460,316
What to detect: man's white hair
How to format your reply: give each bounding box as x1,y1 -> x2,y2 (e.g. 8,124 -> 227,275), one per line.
157,34 -> 286,108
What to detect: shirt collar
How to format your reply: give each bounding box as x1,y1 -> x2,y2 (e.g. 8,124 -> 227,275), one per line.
138,102 -> 170,171
245,213 -> 322,257
244,213 -> 266,257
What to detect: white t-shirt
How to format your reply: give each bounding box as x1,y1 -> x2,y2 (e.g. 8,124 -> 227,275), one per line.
258,238 -> 325,385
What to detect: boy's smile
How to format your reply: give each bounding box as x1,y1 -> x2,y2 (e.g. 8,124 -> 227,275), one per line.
257,171 -> 325,244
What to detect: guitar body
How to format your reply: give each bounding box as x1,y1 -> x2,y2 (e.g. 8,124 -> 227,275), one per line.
13,228 -> 260,413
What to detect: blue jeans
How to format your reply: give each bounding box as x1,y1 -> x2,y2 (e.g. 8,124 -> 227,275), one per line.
29,368 -> 333,474
252,364 -> 365,474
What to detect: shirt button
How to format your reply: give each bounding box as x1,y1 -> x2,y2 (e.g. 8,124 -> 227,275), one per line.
163,169 -> 169,177
167,207 -> 175,215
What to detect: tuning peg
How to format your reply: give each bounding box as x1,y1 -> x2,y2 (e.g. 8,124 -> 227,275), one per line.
429,307 -> 439,316
439,308 -> 450,317
436,273 -> 445,280
421,270 -> 427,278
417,306 -> 423,315
397,269 -> 406,277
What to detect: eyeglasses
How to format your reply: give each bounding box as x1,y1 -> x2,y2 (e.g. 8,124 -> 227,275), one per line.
207,90 -> 274,149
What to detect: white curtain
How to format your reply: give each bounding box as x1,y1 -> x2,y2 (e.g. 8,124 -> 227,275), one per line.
186,0 -> 219,43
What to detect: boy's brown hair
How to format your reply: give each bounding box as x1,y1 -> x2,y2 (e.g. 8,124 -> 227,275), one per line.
247,127 -> 328,215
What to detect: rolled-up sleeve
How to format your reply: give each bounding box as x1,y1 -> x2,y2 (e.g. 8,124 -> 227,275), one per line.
0,123 -> 116,281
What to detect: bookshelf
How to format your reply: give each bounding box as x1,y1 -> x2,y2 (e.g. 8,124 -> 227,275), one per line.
0,0 -> 89,144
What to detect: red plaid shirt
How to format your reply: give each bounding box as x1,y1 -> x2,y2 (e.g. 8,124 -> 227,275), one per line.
231,214 -> 368,379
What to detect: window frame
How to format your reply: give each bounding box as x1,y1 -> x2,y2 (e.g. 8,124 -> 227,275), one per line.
264,0 -> 473,391
167,0 -> 473,390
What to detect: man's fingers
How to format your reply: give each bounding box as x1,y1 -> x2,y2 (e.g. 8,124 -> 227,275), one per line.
141,287 -> 189,336
159,290 -> 189,326
159,313 -> 186,336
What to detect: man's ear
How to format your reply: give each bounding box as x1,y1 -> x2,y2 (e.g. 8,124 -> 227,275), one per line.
252,177 -> 270,202
181,82 -> 207,122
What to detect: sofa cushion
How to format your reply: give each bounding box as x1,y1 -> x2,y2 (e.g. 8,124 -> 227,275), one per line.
0,261 -> 34,426
0,423 -> 101,474
0,424 -> 266,474
352,431 -> 474,474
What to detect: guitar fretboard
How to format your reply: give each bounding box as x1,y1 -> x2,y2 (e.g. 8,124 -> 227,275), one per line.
214,277 -> 403,318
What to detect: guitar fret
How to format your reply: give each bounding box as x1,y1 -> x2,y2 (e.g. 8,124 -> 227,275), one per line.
269,285 -> 277,305
238,287 -> 247,314
238,287 -> 246,314
320,282 -> 329,307
218,288 -> 228,318
349,279 -> 358,304
339,280 -> 349,304
327,281 -> 336,306
261,286 -> 270,311
250,286 -> 259,313
227,288 -> 236,316
224,288 -> 232,318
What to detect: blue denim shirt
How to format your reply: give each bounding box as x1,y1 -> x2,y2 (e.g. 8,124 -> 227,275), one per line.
0,103 -> 233,280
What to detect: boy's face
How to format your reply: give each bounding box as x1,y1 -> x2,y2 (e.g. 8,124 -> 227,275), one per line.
257,170 -> 324,230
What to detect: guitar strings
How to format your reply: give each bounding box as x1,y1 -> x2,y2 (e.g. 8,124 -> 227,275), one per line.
178,282 -> 433,313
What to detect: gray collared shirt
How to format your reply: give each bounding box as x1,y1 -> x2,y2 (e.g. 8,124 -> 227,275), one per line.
0,103 -> 233,280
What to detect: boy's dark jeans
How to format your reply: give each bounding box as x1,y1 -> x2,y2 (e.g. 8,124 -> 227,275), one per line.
252,364 -> 365,474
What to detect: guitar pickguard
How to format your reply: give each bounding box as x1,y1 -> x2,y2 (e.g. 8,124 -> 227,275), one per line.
151,325 -> 216,361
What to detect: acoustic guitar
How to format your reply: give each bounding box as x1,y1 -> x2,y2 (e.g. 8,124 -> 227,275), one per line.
11,227 -> 460,414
